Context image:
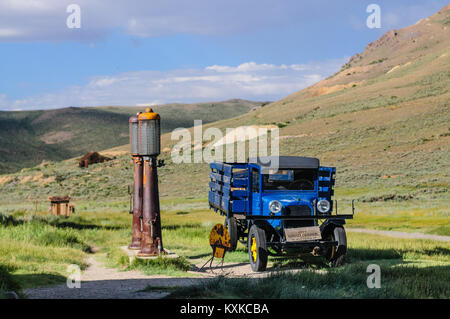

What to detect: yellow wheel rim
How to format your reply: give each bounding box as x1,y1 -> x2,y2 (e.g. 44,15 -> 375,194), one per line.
251,236 -> 257,262
330,246 -> 336,260
329,234 -> 336,260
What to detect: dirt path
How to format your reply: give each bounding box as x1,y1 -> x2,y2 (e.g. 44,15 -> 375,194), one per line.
24,256 -> 207,299
347,228 -> 450,242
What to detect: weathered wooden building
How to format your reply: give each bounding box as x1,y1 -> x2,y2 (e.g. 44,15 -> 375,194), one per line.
49,196 -> 75,217
78,151 -> 112,168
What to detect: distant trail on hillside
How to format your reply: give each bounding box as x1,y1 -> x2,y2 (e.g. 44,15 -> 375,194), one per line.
347,228 -> 450,242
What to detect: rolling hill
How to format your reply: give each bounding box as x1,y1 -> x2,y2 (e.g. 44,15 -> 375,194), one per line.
0,99 -> 266,173
0,6 -> 448,214
152,5 -> 449,200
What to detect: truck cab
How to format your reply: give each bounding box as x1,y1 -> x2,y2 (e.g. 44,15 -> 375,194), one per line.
208,156 -> 354,272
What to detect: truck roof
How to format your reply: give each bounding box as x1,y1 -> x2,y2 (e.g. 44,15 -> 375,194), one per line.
248,156 -> 320,170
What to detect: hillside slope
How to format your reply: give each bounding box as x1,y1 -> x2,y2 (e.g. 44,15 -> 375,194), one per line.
0,6 -> 448,212
153,5 -> 449,199
0,99 -> 265,173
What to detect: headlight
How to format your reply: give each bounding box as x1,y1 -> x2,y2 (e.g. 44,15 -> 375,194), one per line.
269,200 -> 282,213
317,199 -> 330,213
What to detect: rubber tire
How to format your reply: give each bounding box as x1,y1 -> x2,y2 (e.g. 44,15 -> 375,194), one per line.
248,224 -> 268,272
224,217 -> 238,251
324,226 -> 347,267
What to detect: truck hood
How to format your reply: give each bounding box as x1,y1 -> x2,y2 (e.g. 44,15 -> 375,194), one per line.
262,194 -> 315,208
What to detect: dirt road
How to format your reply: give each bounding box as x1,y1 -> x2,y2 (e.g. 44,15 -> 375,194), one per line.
347,228 -> 450,242
24,256 -> 206,299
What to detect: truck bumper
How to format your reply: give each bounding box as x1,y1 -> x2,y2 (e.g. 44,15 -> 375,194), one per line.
267,240 -> 338,248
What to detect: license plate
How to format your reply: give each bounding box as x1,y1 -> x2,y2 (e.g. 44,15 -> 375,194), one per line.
285,226 -> 321,242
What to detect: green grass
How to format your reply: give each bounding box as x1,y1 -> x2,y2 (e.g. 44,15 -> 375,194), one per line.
0,202 -> 222,296
128,257 -> 192,276
0,211 -> 123,292
99,245 -> 194,277
0,213 -> 93,291
346,211 -> 450,236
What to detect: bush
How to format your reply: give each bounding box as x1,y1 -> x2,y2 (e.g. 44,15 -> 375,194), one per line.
0,214 -> 21,226
36,231 -> 91,252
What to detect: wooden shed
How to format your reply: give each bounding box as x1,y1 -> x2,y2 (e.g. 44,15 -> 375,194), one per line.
49,196 -> 75,217
78,151 -> 112,168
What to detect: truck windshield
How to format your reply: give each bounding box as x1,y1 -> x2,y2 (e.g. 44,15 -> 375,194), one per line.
263,169 -> 316,191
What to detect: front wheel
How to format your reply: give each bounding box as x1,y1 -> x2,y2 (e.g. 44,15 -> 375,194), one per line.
324,226 -> 347,267
248,224 -> 268,272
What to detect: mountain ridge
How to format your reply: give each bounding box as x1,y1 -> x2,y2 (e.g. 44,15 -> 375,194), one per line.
0,99 -> 267,173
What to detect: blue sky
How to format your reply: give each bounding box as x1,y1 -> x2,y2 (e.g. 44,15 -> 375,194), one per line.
0,0 -> 447,110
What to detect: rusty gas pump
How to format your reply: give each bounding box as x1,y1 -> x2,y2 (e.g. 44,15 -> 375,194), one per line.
128,108 -> 164,256
128,114 -> 143,250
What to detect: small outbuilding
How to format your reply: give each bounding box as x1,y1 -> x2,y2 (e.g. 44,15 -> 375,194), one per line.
49,196 -> 75,217
78,151 -> 112,168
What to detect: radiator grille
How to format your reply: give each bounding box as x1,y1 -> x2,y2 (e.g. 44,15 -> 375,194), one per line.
285,205 -> 314,228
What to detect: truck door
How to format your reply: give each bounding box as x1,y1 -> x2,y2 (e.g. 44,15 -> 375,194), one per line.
250,167 -> 261,214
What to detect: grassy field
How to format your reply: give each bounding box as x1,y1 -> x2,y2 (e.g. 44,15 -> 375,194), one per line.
0,198 -> 218,296
0,197 -> 449,299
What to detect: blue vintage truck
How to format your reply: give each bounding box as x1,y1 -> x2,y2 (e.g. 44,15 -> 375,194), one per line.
208,156 -> 354,271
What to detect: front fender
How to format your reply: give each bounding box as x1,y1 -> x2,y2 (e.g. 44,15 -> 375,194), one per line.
320,218 -> 346,236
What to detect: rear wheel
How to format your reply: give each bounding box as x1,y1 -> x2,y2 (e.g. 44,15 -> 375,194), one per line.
224,217 -> 238,251
324,226 -> 347,267
248,224 -> 268,272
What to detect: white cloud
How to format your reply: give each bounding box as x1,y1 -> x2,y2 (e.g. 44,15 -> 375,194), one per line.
0,0 -> 309,42
0,28 -> 23,37
1,1 -> 447,42
0,59 -> 345,110
89,77 -> 120,87
0,94 -> 8,108
206,62 -> 279,73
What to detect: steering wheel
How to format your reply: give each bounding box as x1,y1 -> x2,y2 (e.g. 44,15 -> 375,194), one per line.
289,179 -> 313,189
